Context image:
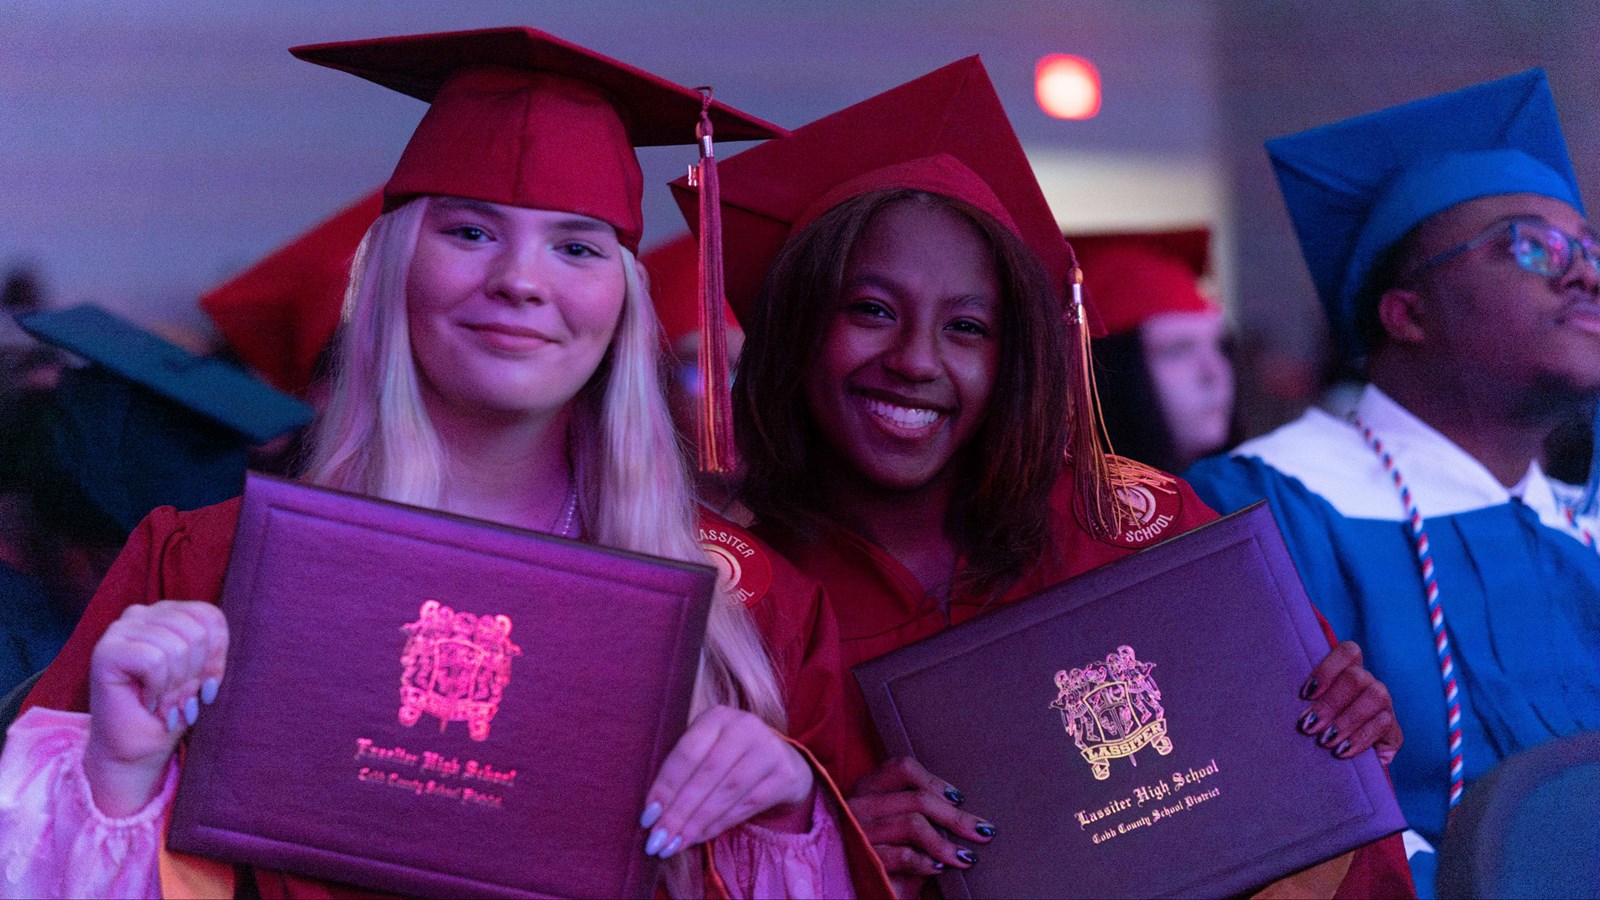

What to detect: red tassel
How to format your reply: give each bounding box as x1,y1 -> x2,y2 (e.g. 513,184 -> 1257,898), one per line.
694,88 -> 737,474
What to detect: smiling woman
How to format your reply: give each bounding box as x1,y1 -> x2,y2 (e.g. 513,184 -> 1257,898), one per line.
405,201 -> 626,424
803,198 -> 1001,499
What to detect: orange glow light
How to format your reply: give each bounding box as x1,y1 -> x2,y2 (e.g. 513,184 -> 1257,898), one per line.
1035,54 -> 1101,120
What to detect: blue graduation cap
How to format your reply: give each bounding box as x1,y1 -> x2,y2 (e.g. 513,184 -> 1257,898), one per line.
12,306 -> 317,536
1268,68 -> 1583,357
17,305 -> 313,445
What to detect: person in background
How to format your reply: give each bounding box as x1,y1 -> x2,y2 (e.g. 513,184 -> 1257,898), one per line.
0,27 -> 888,899
1183,69 -> 1600,896
0,307 -> 312,701
1071,228 -> 1237,472
678,57 -> 1412,898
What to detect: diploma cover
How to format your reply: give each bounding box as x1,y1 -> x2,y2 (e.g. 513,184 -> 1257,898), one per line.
168,473 -> 715,899
853,503 -> 1407,899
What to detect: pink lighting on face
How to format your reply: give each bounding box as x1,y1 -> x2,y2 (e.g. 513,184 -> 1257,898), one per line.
1035,54 -> 1101,120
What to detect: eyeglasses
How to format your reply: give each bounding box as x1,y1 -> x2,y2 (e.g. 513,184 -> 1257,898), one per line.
1402,217 -> 1600,283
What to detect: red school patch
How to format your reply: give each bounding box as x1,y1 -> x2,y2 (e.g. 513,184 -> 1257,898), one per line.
1084,480 -> 1185,549
697,522 -> 774,609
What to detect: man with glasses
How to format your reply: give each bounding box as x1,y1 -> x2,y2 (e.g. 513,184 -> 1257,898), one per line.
1185,69 -> 1600,897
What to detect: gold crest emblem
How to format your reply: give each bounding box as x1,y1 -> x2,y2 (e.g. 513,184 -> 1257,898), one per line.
399,600 -> 522,741
1050,645 -> 1172,779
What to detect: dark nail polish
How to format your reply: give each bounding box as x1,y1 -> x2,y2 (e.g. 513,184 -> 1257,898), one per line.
944,786 -> 965,805
1300,710 -> 1318,732
1300,677 -> 1319,700
975,821 -> 996,838
1319,724 -> 1340,746
931,861 -> 945,872
955,848 -> 978,865
1335,739 -> 1353,757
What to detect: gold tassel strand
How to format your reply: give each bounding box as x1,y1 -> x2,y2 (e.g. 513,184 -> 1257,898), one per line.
1064,263 -> 1134,540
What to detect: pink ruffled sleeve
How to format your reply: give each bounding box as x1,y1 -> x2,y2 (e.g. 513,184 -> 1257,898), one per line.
711,789 -> 856,900
0,707 -> 176,900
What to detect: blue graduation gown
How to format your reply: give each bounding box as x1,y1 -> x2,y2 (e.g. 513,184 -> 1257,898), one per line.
1184,385 -> 1600,897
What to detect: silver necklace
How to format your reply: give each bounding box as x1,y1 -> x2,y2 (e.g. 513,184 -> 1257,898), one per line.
552,479 -> 579,538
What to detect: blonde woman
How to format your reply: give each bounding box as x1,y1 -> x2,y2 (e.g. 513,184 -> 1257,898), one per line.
0,28 -> 884,899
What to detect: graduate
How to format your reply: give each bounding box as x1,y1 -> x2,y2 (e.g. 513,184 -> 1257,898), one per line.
0,27 -> 887,899
676,57 -> 1414,897
1183,69 -> 1600,895
1070,228 -> 1237,473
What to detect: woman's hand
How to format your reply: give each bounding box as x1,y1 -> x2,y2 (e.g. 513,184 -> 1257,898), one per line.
848,756 -> 994,898
638,704 -> 814,859
1298,640 -> 1402,765
83,600 -> 228,817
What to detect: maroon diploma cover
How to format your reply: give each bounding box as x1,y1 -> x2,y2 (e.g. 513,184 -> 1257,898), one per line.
168,473 -> 715,899
853,503 -> 1407,899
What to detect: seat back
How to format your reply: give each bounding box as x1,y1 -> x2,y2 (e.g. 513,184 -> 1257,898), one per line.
1436,731 -> 1600,897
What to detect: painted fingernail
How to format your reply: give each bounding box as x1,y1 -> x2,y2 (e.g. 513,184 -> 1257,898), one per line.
661,836 -> 683,859
1335,739 -> 1353,757
166,706 -> 181,732
944,786 -> 965,805
184,695 -> 200,726
1300,677 -> 1319,700
931,861 -> 945,871
955,848 -> 978,866
1319,724 -> 1340,746
639,802 -> 662,829
201,678 -> 220,705
1299,710 -> 1319,732
975,821 -> 996,838
645,828 -> 668,856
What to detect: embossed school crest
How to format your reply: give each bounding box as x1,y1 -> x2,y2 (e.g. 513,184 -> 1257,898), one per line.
399,600 -> 522,741
1050,645 -> 1172,779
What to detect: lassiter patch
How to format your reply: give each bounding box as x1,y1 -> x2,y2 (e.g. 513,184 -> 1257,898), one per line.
698,521 -> 774,609
1081,456 -> 1184,548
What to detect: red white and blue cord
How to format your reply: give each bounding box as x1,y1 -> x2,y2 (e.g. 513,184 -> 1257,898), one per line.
1353,418 -> 1465,808
1562,507 -> 1597,550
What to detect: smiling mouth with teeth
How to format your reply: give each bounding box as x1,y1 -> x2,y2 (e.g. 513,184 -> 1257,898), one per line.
865,397 -> 942,430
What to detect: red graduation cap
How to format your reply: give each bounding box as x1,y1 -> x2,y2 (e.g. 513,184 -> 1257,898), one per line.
668,56 -> 1090,328
199,190 -> 383,397
1068,228 -> 1216,336
291,26 -> 786,253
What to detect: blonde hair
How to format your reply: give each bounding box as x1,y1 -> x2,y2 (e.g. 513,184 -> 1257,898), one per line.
304,197 -> 787,733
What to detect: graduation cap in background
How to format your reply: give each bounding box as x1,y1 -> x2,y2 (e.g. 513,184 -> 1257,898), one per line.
14,306 -> 314,537
1067,228 -> 1216,337
200,190 -> 383,397
291,26 -> 786,253
640,232 -> 740,351
1268,68 -> 1583,359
